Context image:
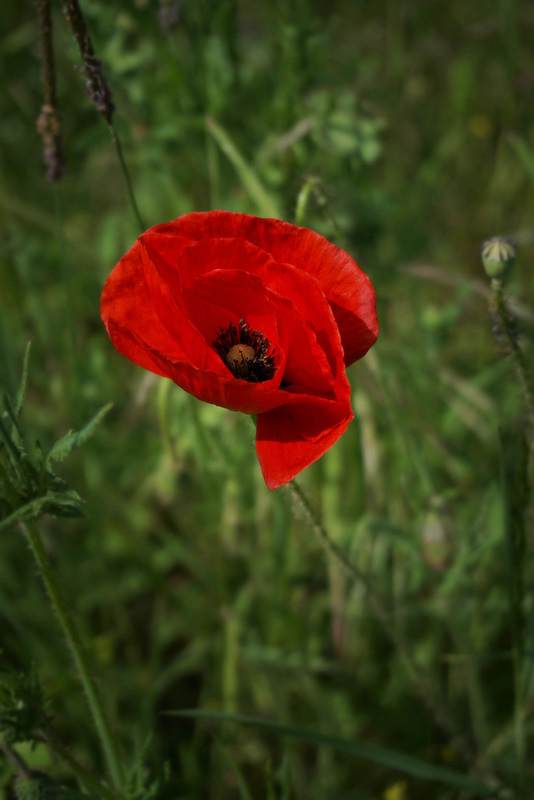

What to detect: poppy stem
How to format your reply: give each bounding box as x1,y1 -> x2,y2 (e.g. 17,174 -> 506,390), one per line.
109,121 -> 146,233
286,478 -> 479,767
18,520 -> 125,792
490,279 -> 534,438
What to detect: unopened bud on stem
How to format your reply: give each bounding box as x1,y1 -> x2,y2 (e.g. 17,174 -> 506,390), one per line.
481,236 -> 516,282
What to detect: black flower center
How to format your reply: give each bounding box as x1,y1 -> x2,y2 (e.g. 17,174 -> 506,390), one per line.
213,320 -> 277,383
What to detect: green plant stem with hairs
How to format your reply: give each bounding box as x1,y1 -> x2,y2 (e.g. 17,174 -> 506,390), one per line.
286,478 -> 483,771
491,279 -> 534,436
490,275 -> 532,792
18,520 -> 125,793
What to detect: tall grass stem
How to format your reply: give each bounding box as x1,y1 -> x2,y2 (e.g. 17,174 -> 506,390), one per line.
53,187 -> 78,403
286,478 -> 477,765
110,122 -> 146,233
19,521 -> 125,792
491,280 -> 534,435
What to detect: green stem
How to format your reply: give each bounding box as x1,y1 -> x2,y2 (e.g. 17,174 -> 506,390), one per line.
492,280 -> 534,434
286,478 -> 476,764
499,431 -> 527,791
513,656 -> 526,794
53,187 -> 78,403
19,521 -> 125,791
109,121 -> 145,233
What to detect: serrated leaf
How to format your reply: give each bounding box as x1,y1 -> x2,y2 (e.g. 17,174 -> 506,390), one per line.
46,403 -> 113,465
45,500 -> 84,519
44,472 -> 71,492
168,710 -> 493,795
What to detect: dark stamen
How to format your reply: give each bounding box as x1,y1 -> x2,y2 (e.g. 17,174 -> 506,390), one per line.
213,319 -> 277,383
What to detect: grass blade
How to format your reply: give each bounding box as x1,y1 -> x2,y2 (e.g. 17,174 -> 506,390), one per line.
205,117 -> 281,219
167,709 -> 493,794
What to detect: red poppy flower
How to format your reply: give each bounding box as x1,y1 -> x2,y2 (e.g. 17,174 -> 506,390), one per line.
101,211 -> 378,489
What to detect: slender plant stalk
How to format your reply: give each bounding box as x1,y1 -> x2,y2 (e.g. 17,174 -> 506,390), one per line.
19,521 -> 125,792
36,0 -> 64,181
61,0 -> 145,232
491,280 -> 534,434
286,478 -> 478,766
53,187 -> 78,402
109,121 -> 146,233
499,433 -> 528,792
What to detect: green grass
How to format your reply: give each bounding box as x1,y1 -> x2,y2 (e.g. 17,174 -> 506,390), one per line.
1,0 -> 534,798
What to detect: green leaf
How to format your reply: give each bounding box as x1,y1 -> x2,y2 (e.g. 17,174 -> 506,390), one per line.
44,498 -> 84,519
167,710 -> 493,795
45,403 -> 113,465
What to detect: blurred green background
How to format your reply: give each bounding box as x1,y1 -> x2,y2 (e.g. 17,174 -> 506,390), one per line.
1,0 -> 534,797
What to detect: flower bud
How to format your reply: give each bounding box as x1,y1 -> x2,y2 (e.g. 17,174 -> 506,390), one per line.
481,236 -> 516,282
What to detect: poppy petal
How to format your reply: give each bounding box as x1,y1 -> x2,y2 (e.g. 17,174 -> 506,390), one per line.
256,394 -> 353,489
101,242 -> 187,368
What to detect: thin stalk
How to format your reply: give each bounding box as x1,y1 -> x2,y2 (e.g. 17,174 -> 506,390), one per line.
61,0 -> 145,232
53,187 -> 78,403
19,521 -> 125,791
36,0 -> 64,181
513,656 -> 526,794
109,121 -> 146,233
286,478 -> 477,765
499,433 -> 527,792
491,280 -> 534,435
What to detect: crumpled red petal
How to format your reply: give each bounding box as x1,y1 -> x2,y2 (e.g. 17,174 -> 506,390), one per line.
256,393 -> 353,489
